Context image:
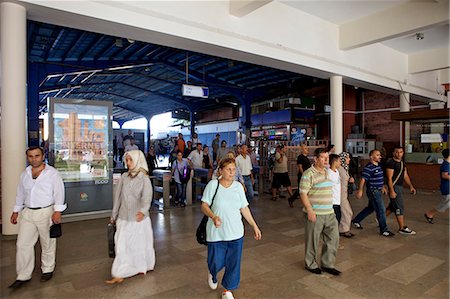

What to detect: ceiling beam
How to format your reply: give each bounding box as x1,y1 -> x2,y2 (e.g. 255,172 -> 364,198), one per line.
340,0 -> 449,50
408,46 -> 450,74
229,0 -> 273,17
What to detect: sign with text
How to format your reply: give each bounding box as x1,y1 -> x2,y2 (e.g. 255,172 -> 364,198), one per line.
182,84 -> 209,98
421,133 -> 443,143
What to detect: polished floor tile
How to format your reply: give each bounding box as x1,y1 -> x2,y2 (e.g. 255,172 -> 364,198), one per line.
1,190 -> 448,298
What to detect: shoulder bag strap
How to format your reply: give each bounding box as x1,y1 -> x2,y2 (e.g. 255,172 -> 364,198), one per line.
392,161 -> 404,186
210,180 -> 220,209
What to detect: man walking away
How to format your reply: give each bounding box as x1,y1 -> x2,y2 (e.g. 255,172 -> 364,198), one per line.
289,145 -> 311,208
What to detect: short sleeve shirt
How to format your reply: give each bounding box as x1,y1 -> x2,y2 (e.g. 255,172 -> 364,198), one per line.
441,160 -> 449,195
385,159 -> 404,186
362,163 -> 384,189
273,152 -> 288,173
202,180 -> 248,242
296,154 -> 311,178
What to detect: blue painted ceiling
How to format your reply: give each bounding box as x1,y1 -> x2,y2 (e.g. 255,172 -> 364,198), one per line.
29,20 -> 328,124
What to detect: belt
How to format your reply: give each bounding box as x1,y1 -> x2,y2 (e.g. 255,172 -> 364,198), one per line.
27,204 -> 53,210
369,187 -> 382,191
242,175 -> 251,177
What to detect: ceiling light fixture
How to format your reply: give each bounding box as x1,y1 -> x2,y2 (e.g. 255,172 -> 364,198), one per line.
415,32 -> 424,40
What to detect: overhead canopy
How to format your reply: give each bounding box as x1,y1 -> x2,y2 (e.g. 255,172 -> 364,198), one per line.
29,20 -> 326,124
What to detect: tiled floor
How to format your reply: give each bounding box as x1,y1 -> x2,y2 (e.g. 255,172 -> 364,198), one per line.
1,189 -> 448,299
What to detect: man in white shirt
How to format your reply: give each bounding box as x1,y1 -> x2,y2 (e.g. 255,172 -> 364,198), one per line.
236,145 -> 254,203
9,146 -> 66,289
124,138 -> 139,152
188,142 -> 204,169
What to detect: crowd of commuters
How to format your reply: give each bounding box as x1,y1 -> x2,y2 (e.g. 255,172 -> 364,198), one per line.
8,138 -> 449,299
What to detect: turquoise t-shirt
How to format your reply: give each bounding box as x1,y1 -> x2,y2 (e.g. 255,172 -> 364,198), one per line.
201,180 -> 249,242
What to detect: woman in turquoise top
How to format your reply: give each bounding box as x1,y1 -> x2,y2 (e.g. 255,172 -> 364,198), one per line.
201,157 -> 262,299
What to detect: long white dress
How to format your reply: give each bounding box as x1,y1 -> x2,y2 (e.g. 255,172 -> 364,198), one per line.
112,217 -> 155,278
111,171 -> 155,278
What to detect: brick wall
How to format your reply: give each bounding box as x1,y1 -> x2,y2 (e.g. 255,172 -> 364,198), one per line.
363,91 -> 400,142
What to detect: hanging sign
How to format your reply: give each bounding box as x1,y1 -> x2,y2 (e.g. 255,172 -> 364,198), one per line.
182,84 -> 209,98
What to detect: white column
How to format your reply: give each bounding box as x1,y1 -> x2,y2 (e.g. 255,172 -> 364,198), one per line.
1,2 -> 27,236
400,92 -> 410,149
330,75 -> 343,153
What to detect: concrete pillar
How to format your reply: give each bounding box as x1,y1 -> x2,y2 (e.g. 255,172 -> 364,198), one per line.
330,76 -> 343,153
1,2 -> 27,236
400,92 -> 410,149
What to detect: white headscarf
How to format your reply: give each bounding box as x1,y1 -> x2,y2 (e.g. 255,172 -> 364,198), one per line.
124,150 -> 149,177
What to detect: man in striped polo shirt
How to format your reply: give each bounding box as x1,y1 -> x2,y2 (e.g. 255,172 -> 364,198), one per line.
300,148 -> 340,276
352,149 -> 395,237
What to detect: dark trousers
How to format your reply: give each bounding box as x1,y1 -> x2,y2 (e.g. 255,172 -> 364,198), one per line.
333,205 -> 341,223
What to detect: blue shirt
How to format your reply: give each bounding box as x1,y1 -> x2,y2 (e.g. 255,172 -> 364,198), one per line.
441,160 -> 449,195
362,163 -> 384,189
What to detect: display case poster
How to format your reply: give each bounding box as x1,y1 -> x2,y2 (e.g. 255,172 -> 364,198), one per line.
51,102 -> 110,183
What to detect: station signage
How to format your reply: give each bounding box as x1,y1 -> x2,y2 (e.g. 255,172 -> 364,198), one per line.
182,84 -> 209,98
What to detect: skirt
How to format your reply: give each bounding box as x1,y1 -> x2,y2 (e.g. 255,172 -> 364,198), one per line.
111,217 -> 156,278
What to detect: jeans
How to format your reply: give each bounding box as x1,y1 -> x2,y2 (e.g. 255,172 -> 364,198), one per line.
243,175 -> 254,203
353,188 -> 389,233
175,182 -> 186,204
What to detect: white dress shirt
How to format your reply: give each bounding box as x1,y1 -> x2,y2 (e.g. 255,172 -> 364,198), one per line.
125,144 -> 139,152
188,150 -> 203,169
14,164 -> 66,212
236,154 -> 253,176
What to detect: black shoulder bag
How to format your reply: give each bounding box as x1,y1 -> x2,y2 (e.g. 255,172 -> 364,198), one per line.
196,180 -> 220,245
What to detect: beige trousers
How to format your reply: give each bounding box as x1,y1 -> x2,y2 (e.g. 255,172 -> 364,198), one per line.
16,206 -> 56,280
339,195 -> 353,233
304,213 -> 339,269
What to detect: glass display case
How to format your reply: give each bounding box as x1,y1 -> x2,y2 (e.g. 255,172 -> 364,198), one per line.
49,98 -> 113,215
49,100 -> 111,183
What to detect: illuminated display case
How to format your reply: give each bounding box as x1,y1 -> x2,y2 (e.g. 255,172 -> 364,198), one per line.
49,98 -> 113,215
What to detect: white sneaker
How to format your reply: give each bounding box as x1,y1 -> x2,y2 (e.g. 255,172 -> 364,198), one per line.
222,291 -> 234,299
399,227 -> 417,235
207,273 -> 217,290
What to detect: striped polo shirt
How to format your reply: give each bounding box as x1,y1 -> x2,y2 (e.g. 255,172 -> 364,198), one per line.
362,162 -> 384,189
299,165 -> 333,215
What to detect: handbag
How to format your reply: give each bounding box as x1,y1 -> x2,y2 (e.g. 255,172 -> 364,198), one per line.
49,223 -> 62,238
177,161 -> 191,184
107,223 -> 116,258
196,180 -> 220,245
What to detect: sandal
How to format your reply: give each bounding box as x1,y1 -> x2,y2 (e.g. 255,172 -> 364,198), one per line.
340,232 -> 354,238
271,197 -> 277,201
424,213 -> 434,224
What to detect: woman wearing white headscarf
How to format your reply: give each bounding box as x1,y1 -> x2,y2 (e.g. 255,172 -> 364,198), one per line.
106,150 -> 155,284
338,152 -> 355,238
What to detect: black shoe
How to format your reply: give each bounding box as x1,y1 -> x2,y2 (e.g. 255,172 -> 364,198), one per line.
321,267 -> 341,276
352,221 -> 363,229
8,279 -> 31,289
424,213 -> 434,224
381,231 -> 395,237
288,197 -> 295,208
305,267 -> 322,275
340,232 -> 354,238
40,272 -> 53,282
